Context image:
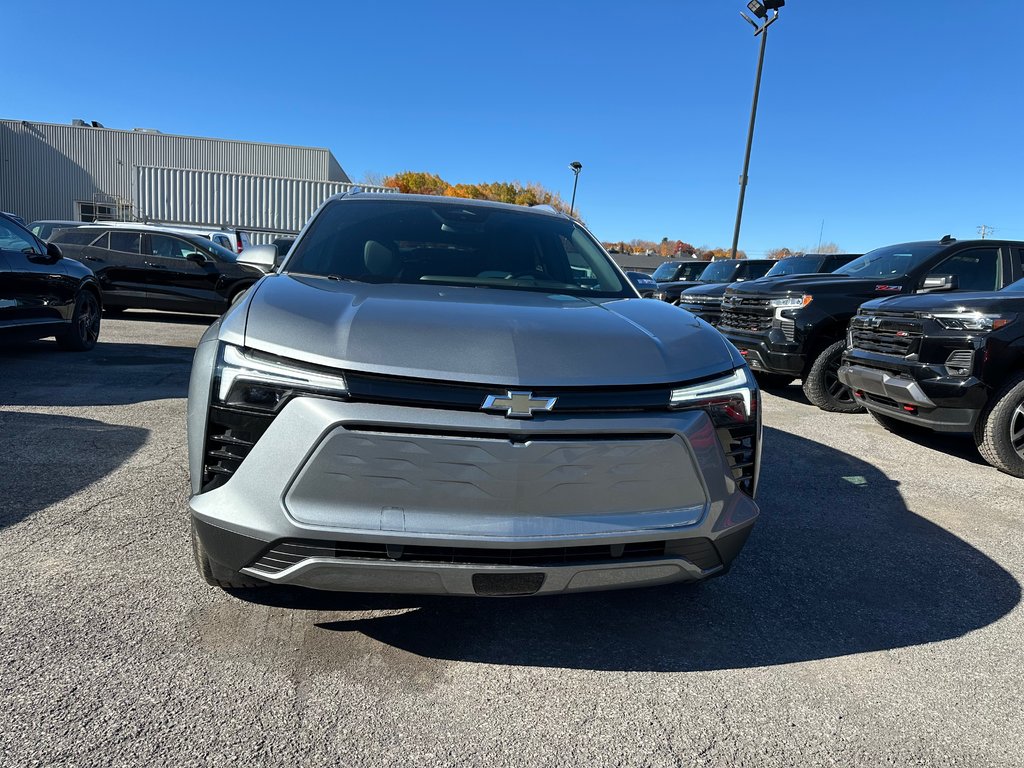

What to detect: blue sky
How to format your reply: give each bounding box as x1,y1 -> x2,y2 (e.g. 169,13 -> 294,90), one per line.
8,1 -> 1023,255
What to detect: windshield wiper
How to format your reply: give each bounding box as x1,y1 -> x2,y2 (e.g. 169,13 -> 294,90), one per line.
326,274 -> 364,283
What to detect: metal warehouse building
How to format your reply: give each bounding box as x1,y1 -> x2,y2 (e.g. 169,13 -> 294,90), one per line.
0,119 -> 393,240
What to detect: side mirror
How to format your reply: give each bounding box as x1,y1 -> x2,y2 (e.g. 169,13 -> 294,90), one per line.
46,242 -> 63,261
920,273 -> 958,292
186,252 -> 209,264
237,244 -> 277,273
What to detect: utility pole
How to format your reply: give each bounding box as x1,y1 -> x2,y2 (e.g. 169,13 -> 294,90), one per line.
977,224 -> 994,239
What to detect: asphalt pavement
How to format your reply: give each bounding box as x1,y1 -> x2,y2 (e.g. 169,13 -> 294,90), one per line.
1,312 -> 1021,767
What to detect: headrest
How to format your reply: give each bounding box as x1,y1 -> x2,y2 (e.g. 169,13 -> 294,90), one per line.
364,240 -> 398,277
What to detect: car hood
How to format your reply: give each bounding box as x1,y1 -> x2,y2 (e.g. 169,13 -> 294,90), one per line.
726,273 -> 906,298
861,290 -> 1024,315
232,274 -> 741,386
679,283 -> 731,298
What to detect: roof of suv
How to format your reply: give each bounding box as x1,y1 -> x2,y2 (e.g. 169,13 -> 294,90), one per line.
325,191 -> 571,219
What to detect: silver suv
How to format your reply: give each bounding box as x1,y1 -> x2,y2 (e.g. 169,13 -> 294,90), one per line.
187,193 -> 761,597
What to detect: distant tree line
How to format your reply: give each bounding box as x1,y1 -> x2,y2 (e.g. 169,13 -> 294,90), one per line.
368,173 -> 842,260
381,171 -> 575,216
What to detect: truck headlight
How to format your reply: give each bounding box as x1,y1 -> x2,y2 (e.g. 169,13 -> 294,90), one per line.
769,295 -> 812,309
670,367 -> 757,424
215,343 -> 348,412
929,312 -> 1014,332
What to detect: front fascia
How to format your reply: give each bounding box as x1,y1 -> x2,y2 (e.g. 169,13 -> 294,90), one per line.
189,397 -> 752,550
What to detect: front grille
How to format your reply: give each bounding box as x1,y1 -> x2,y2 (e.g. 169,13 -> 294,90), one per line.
720,297 -> 773,333
850,315 -> 923,356
345,371 -> 672,413
249,537 -> 723,573
202,405 -> 275,490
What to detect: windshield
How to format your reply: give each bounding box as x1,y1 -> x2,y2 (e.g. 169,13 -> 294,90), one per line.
765,256 -> 821,277
185,236 -> 238,261
697,261 -> 741,283
833,244 -> 945,279
285,200 -> 632,297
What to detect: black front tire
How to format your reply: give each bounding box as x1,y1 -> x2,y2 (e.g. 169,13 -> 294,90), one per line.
802,340 -> 864,413
55,290 -> 101,351
191,519 -> 266,589
973,373 -> 1024,478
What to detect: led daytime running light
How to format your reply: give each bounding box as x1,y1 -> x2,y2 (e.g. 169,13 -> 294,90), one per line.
217,344 -> 348,403
670,368 -> 753,418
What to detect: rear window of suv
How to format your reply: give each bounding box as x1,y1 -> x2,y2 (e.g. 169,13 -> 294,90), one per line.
286,200 -> 632,298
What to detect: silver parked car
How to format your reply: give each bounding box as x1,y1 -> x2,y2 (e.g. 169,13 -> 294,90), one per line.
187,193 -> 761,596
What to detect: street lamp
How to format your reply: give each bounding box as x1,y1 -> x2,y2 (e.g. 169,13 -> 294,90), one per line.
729,0 -> 783,259
568,161 -> 583,217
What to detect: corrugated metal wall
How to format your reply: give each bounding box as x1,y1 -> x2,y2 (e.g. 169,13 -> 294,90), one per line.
135,167 -> 396,235
0,120 -> 351,224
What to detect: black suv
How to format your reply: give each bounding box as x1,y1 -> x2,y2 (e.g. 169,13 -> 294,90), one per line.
0,212 -> 102,350
50,226 -> 267,315
718,238 -> 1024,410
839,279 -> 1024,476
658,259 -> 774,307
652,260 -> 709,286
677,256 -> 855,326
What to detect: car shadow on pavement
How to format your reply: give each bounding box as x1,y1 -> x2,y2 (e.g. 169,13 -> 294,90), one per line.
105,311 -> 217,326
0,341 -> 194,407
231,426 -> 1020,672
0,412 -> 148,530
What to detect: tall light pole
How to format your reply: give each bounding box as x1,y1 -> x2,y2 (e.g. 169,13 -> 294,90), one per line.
730,0 -> 783,260
569,161 -> 583,217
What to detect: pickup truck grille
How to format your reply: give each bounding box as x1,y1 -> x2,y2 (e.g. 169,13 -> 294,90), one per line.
849,315 -> 923,357
719,296 -> 772,333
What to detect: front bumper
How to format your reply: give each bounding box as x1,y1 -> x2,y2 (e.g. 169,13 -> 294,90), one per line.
839,357 -> 987,432
721,328 -> 806,377
190,397 -> 760,596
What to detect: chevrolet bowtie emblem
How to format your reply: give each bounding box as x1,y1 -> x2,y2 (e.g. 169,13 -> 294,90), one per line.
481,390 -> 557,419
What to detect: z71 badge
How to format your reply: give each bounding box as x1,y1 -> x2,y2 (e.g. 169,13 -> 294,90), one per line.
875,284 -> 902,292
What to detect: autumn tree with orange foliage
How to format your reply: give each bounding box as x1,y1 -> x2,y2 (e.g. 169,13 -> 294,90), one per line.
383,172 -> 575,217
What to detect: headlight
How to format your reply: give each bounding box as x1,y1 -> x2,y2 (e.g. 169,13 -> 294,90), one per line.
215,343 -> 348,411
928,312 -> 1015,332
769,295 -> 812,309
670,367 -> 757,424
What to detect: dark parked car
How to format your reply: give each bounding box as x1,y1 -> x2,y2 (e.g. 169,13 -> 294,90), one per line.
658,259 -> 774,307
679,255 -> 860,326
28,220 -> 88,241
0,212 -> 102,350
188,192 -> 761,596
625,271 -> 658,297
719,237 -> 1024,409
840,278 -> 1024,477
50,225 -> 269,315
652,260 -> 708,286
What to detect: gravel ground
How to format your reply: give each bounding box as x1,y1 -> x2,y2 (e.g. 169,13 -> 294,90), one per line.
1,312 -> 1021,768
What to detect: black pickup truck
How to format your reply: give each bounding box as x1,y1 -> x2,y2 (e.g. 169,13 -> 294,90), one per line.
678,253 -> 859,326
656,259 -> 774,306
718,237 -> 1024,411
839,280 -> 1024,476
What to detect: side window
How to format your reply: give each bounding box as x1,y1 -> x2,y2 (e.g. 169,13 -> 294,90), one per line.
109,232 -> 141,253
0,219 -> 40,253
150,234 -> 194,259
90,232 -> 110,249
925,248 -> 1000,292
745,261 -> 773,279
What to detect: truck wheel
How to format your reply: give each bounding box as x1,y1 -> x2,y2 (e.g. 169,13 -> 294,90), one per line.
754,372 -> 794,390
191,519 -> 266,589
802,340 -> 864,413
973,373 -> 1024,478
